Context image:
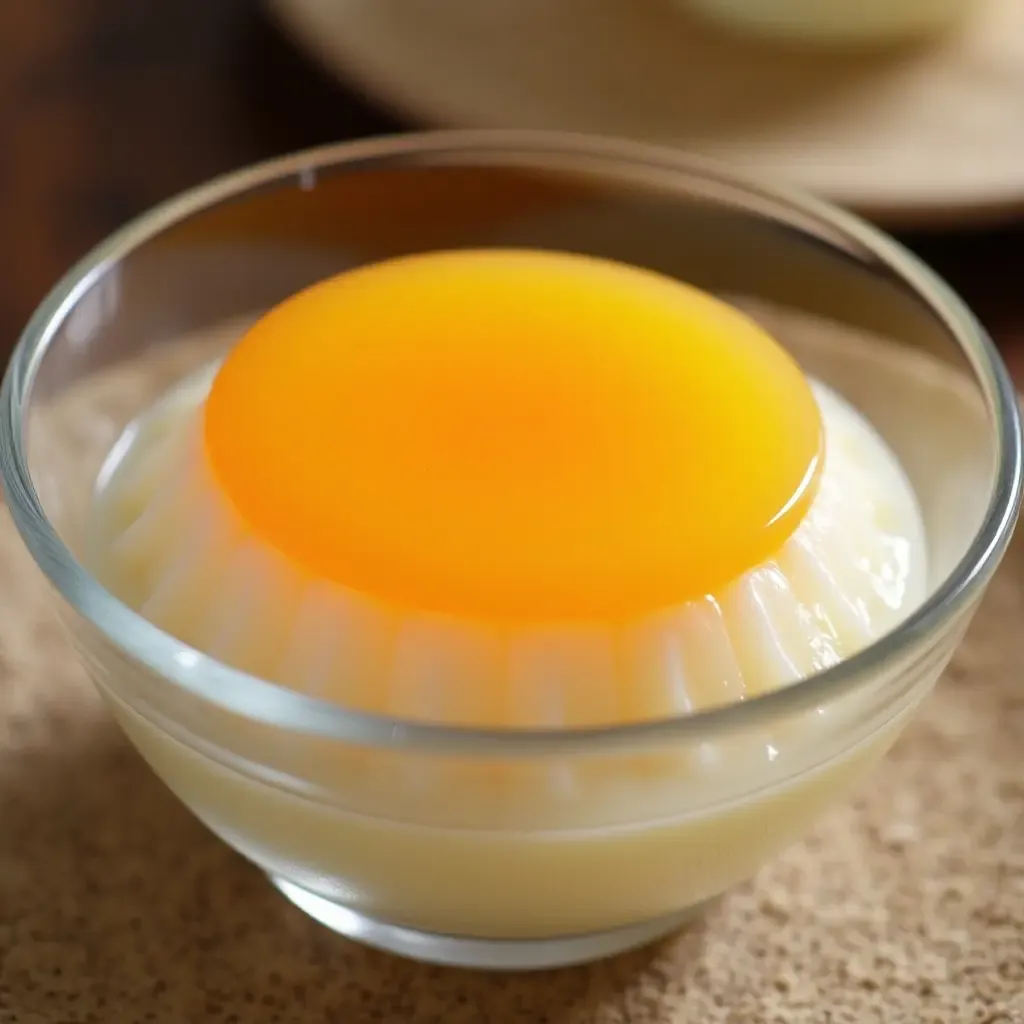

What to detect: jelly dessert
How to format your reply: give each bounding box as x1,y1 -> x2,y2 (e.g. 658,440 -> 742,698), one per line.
83,249 -> 928,950
89,249 -> 924,724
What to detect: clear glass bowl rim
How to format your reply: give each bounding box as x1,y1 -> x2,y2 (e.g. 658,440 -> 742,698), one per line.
1,129 -> 1020,756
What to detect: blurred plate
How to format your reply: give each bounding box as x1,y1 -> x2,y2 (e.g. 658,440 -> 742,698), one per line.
269,0 -> 1024,227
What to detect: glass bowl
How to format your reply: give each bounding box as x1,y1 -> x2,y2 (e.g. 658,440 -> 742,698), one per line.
1,130 -> 1019,972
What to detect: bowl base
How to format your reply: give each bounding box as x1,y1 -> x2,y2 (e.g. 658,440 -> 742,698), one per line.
270,875 -> 709,970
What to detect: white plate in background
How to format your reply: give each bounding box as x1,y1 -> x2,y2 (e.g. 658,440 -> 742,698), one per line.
269,0 -> 1024,227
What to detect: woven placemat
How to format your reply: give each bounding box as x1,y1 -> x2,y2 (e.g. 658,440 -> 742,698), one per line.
2,343 -> 1023,1023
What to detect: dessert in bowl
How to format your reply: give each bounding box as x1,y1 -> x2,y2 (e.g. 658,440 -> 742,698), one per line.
1,132 -> 1019,971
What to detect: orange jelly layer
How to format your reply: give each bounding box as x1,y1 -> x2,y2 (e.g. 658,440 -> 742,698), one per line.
203,249 -> 823,621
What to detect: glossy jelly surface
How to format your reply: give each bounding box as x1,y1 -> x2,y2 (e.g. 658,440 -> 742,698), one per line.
204,250 -> 823,621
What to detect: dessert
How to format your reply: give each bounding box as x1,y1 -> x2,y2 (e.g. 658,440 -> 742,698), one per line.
89,249 -> 923,722
83,248 -> 928,946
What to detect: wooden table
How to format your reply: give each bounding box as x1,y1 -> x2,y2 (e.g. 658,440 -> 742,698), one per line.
3,0 -> 1022,376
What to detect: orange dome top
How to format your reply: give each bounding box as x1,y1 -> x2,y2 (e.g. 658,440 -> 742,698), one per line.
203,249 -> 822,621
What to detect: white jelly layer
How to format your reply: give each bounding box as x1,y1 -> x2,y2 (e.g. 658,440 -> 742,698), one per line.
86,371 -> 926,729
